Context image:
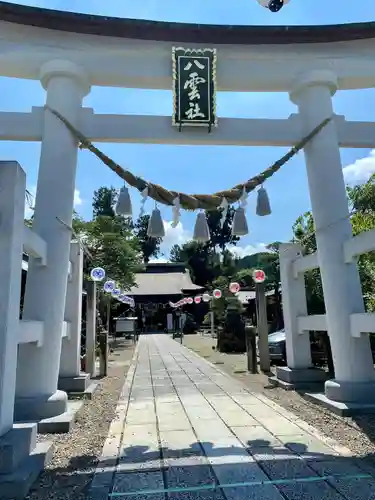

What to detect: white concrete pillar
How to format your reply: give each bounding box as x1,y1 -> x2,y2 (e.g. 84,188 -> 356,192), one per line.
59,242 -> 84,379
15,60 -> 90,419
0,162 -> 26,436
279,243 -> 312,369
85,281 -> 97,378
290,70 -> 375,402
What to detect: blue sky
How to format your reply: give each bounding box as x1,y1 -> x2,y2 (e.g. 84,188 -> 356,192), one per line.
2,0 -> 375,259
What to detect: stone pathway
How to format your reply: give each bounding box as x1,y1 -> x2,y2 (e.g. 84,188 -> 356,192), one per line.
89,335 -> 375,500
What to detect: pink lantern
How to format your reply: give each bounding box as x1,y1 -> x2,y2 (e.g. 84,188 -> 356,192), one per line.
194,296 -> 201,304
187,297 -> 193,304
229,282 -> 240,294
213,289 -> 222,299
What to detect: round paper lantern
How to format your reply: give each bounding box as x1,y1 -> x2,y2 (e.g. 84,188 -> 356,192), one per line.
229,282 -> 240,294
187,297 -> 193,304
103,280 -> 116,293
112,288 -> 121,297
90,267 -> 105,282
202,293 -> 211,302
213,289 -> 222,299
194,296 -> 202,304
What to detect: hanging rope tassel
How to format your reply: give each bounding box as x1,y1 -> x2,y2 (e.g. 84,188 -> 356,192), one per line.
193,212 -> 210,242
115,185 -> 132,217
232,207 -> 249,236
147,207 -> 165,238
256,186 -> 271,216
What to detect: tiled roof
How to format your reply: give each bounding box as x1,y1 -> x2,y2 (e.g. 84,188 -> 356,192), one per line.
1,2 -> 375,45
129,271 -> 203,296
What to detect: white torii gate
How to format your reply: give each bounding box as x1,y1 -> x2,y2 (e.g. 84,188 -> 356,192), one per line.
1,3 -> 375,423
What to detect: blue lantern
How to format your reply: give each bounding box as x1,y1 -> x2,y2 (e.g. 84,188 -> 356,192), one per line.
90,267 -> 105,282
103,280 -> 116,293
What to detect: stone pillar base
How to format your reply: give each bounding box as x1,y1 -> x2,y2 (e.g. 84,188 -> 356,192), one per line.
275,366 -> 328,389
325,379 -> 375,404
0,423 -> 54,498
58,373 -> 91,393
14,390 -> 67,421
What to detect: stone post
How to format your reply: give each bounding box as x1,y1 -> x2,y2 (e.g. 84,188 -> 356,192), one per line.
290,70 -> 375,403
58,241 -> 90,393
85,280 -> 97,378
0,162 -> 26,436
15,60 -> 90,420
276,243 -> 326,388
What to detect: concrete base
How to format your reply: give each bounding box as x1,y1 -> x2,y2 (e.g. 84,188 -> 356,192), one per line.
325,378 -> 375,403
36,401 -> 84,434
268,376 -> 296,391
304,391 -> 375,416
14,389 -> 68,421
0,423 -> 54,499
67,382 -> 99,400
58,373 -> 91,392
273,366 -> 328,390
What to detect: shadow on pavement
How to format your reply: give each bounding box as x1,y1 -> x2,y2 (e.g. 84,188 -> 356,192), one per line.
26,437 -> 375,500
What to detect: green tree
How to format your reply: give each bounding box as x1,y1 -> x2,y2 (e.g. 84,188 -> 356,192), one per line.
92,186 -> 117,218
170,240 -> 216,286
292,212 -> 325,314
205,207 -> 240,252
132,214 -> 162,263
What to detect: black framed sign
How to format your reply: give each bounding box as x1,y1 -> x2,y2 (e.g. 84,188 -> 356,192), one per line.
172,47 -> 217,128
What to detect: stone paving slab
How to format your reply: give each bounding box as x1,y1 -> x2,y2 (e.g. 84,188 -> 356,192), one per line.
91,334 -> 375,500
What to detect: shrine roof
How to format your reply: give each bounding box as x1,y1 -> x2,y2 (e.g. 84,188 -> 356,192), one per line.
1,2 -> 375,45
129,265 -> 203,296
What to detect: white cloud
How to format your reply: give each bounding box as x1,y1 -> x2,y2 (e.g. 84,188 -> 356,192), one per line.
24,186 -> 83,218
73,189 -> 83,206
343,150 -> 375,185
228,243 -> 270,258
162,221 -> 192,249
149,220 -> 270,262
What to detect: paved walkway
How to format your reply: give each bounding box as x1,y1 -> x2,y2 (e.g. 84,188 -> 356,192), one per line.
90,335 -> 375,500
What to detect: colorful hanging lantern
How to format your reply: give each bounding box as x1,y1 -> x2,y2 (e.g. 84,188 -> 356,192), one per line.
187,297 -> 193,304
194,296 -> 202,304
112,288 -> 121,297
103,280 -> 116,293
202,293 -> 211,302
213,289 -> 222,299
229,282 -> 240,294
90,267 -> 106,282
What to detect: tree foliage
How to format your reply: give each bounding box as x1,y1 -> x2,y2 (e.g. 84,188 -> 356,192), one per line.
74,186 -> 142,290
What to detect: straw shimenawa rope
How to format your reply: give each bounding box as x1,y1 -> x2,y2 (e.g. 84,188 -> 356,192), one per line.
46,106 -> 332,211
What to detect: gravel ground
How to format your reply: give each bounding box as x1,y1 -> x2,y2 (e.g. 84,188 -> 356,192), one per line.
26,338 -> 136,500
182,334 -> 375,461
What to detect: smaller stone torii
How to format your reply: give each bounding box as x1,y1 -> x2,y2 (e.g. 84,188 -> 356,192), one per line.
1,2 -> 375,426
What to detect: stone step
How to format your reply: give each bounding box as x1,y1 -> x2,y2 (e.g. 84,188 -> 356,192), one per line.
0,440 -> 54,499
0,423 -> 37,474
